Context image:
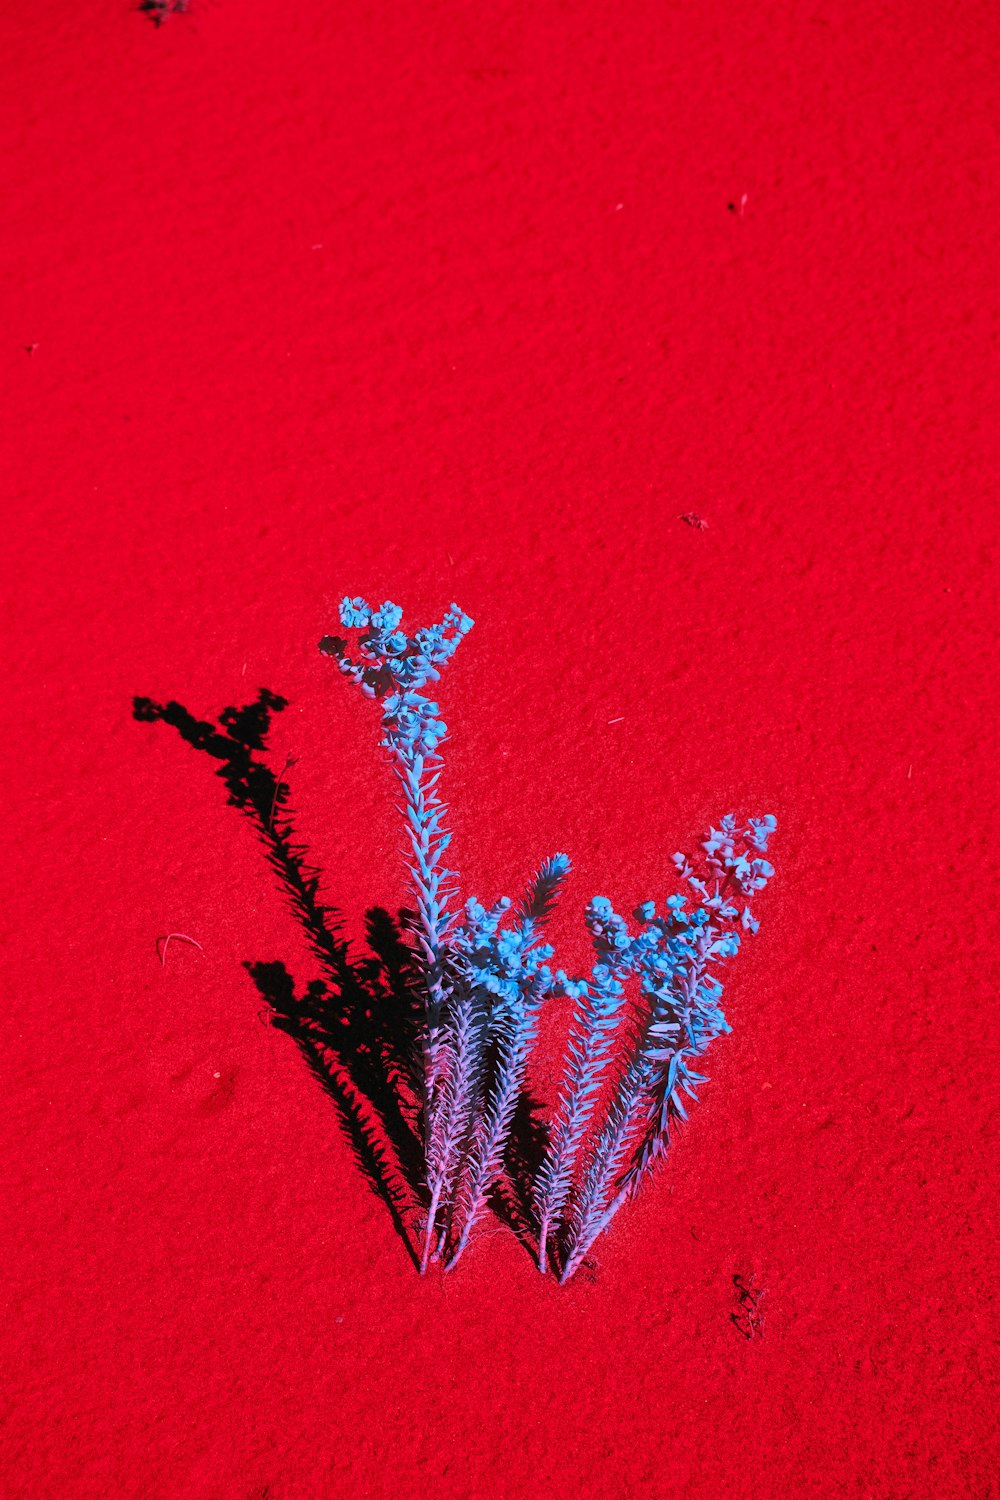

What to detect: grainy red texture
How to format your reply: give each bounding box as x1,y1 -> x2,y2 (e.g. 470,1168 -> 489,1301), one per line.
2,1 -> 998,1496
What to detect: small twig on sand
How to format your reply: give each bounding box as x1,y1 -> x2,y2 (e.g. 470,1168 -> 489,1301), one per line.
156,932 -> 203,966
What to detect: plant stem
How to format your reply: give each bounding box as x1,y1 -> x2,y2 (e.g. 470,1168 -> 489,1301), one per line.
444,995 -> 540,1271
537,1212 -> 550,1275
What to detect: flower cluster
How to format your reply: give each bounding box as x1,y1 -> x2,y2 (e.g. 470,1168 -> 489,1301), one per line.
672,812 -> 776,934
320,598 -> 473,701
322,596 -> 778,1281
450,880 -> 563,1012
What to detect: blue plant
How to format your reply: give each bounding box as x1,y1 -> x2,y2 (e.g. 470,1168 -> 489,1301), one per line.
558,817 -> 776,1282
320,597 -> 474,1269
322,598 -> 777,1280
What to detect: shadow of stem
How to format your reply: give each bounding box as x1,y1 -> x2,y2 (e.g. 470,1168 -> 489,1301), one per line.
133,687 -> 550,1272
134,687 -> 551,1272
134,688 -> 431,1264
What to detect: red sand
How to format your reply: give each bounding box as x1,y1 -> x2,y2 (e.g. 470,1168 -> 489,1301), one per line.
3,2 -> 998,1495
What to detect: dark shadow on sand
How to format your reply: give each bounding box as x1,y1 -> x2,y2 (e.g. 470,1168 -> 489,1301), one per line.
133,687 -> 548,1268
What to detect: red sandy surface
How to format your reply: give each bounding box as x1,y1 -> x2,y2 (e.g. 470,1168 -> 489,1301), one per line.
2,1 -> 998,1496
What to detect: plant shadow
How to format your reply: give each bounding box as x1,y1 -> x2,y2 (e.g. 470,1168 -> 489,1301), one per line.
133,686 -> 548,1269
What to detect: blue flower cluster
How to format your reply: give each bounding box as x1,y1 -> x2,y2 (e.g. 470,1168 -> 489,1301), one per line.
452,900 -> 555,1007
320,597 -> 473,702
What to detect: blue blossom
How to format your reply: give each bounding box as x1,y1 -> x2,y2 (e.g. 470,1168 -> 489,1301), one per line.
710,933 -> 741,959
340,596 -> 371,628
746,815 -> 777,852
370,601 -> 403,632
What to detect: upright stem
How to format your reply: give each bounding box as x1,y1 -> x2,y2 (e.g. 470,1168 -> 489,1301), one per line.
560,1178 -> 634,1282
559,1060 -> 651,1283
392,748 -> 458,1269
534,975 -> 627,1274
420,984 -> 487,1269
444,993 -> 541,1271
419,1179 -> 445,1274
537,1211 -> 551,1275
